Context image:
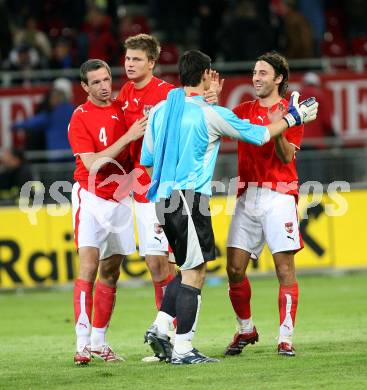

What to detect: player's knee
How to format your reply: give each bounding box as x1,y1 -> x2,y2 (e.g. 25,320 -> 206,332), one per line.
99,260 -> 121,285
226,264 -> 245,283
79,263 -> 98,282
145,255 -> 168,281
100,269 -> 120,286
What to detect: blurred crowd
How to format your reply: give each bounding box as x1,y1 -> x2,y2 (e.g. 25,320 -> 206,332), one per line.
0,148 -> 32,204
11,78 -> 74,151
1,0 -> 367,81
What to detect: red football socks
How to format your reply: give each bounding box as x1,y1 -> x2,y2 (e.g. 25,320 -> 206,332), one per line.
92,280 -> 116,328
74,278 -> 93,324
153,274 -> 174,311
278,282 -> 299,326
229,277 -> 252,320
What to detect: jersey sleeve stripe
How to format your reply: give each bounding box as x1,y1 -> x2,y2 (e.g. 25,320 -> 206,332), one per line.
289,142 -> 300,150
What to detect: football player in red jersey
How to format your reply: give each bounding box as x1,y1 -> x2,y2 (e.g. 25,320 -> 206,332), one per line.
117,34 -> 221,317
225,52 -> 304,357
68,59 -> 146,365
117,35 -> 175,315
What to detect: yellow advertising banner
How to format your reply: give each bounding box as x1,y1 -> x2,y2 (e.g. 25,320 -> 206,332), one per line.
0,191 -> 366,289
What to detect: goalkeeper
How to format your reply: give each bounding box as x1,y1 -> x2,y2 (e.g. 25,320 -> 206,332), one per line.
225,51 -> 310,358
140,49 -> 317,364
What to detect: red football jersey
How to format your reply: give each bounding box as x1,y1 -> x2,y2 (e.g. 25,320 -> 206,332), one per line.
68,100 -> 132,201
233,99 -> 304,196
117,76 -> 174,202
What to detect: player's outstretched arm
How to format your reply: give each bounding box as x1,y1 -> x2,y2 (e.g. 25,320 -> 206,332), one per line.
81,116 -> 147,172
206,92 -> 317,146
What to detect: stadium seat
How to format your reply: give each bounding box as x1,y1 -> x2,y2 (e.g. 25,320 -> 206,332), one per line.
351,36 -> 367,56
324,9 -> 346,38
157,43 -> 180,82
321,35 -> 348,57
119,14 -> 150,42
131,15 -> 150,35
158,43 -> 179,65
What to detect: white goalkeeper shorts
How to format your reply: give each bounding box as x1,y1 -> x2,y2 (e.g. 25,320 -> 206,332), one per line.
72,182 -> 136,260
134,200 -> 169,257
227,187 -> 303,258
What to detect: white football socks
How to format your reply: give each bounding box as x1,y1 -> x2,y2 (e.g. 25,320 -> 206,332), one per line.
154,311 -> 174,336
237,316 -> 254,334
174,336 -> 192,355
91,326 -> 107,350
278,293 -> 294,345
75,291 -> 91,352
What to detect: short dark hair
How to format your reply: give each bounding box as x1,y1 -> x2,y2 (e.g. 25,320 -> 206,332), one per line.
80,59 -> 111,84
256,51 -> 289,97
124,34 -> 161,62
178,50 -> 211,87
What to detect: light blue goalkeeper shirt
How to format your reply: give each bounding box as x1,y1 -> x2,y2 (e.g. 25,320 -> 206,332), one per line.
140,92 -> 270,202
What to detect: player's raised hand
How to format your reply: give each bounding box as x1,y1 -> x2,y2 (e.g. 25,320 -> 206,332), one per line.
203,70 -> 225,104
128,116 -> 147,141
284,91 -> 319,127
210,70 -> 225,96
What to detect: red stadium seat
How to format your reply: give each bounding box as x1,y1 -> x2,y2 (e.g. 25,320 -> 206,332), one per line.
131,15 -> 150,35
351,36 -> 367,56
158,43 -> 179,65
119,15 -> 151,42
322,35 -> 348,57
324,9 -> 346,38
158,44 -> 180,81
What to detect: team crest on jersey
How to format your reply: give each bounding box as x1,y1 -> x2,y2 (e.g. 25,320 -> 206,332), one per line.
143,105 -> 153,116
154,223 -> 163,234
285,222 -> 294,233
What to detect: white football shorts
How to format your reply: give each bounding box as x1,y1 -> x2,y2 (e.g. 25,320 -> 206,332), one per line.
227,187 -> 303,258
134,200 -> 169,257
72,182 -> 136,260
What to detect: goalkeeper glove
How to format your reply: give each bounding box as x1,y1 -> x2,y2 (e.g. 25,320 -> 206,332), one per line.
284,91 -> 319,127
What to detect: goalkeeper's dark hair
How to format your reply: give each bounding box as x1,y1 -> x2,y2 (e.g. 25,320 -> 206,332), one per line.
179,50 -> 211,87
256,51 -> 289,97
80,59 -> 111,84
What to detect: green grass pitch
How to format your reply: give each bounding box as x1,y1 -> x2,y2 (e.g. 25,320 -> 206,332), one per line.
1,273 -> 367,390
